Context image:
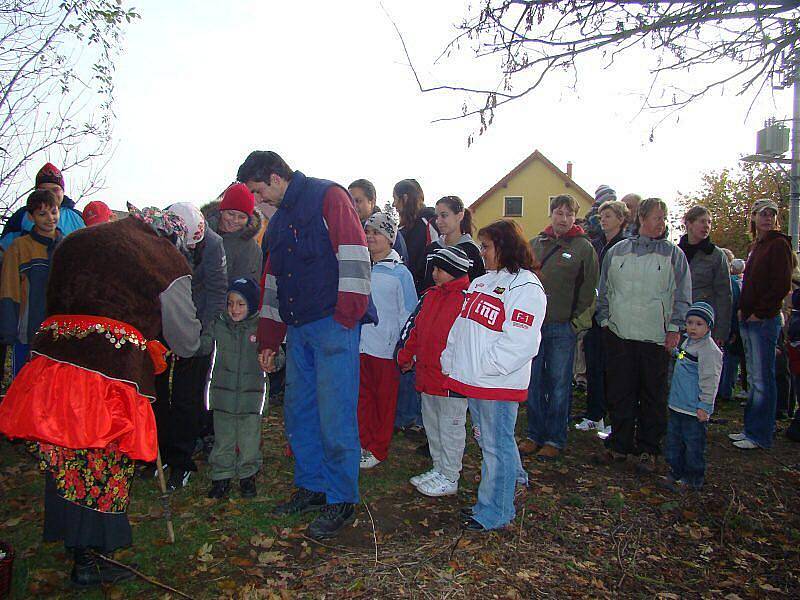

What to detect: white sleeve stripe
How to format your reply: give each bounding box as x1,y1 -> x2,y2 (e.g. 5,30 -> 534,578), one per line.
339,277 -> 371,294
263,273 -> 278,291
337,244 -> 370,261
260,304 -> 282,321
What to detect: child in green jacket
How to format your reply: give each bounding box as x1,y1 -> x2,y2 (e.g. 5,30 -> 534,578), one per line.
203,277 -> 282,499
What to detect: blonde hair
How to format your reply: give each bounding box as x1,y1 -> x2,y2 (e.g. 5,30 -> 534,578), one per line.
598,200 -> 630,224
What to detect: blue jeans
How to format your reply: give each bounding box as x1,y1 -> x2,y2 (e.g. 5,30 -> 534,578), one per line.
284,316 -> 361,504
468,398 -> 527,530
526,322 -> 577,449
664,410 -> 708,489
394,370 -> 422,428
717,348 -> 741,399
12,342 -> 29,377
583,323 -> 606,422
740,316 -> 781,448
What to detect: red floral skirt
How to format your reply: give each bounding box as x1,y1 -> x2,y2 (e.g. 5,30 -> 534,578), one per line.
0,355 -> 157,462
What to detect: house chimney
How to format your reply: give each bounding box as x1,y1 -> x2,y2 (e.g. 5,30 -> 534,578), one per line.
566,161 -> 573,179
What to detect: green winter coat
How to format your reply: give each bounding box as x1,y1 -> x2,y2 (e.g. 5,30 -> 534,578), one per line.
199,312 -> 269,415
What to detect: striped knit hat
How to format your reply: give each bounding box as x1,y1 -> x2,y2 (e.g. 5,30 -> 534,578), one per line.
430,246 -> 470,278
686,301 -> 715,328
595,184 -> 616,204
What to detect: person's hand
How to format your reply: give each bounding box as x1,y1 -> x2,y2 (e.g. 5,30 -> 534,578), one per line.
664,331 -> 681,352
399,362 -> 414,373
696,408 -> 710,422
259,349 -> 276,373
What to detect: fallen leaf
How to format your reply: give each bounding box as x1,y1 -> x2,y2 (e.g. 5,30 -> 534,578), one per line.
258,551 -> 284,565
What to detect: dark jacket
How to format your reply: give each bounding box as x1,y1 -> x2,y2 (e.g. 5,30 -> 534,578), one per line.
740,230 -> 793,320
419,234 -> 485,294
678,235 -> 732,341
201,200 -> 264,282
190,227 -> 228,335
401,207 -> 439,294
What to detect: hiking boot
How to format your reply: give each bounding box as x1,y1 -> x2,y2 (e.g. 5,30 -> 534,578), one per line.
207,478 -> 231,499
536,445 -> 561,461
417,473 -> 458,497
409,469 -> 438,488
415,441 -> 431,458
307,503 -> 355,539
593,449 -> 627,466
518,438 -> 541,456
635,453 -> 657,474
167,468 -> 191,491
240,475 -> 257,499
70,549 -> 135,588
272,488 -> 326,516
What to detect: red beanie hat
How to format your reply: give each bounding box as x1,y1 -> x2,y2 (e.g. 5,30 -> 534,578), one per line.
83,201 -> 114,227
220,183 -> 255,216
36,162 -> 64,190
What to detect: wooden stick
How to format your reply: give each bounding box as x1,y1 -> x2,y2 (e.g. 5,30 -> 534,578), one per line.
154,448 -> 175,543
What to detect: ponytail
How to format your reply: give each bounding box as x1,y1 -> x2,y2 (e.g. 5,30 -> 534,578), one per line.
436,195 -> 473,235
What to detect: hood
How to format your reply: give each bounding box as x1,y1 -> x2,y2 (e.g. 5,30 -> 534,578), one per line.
541,224 -> 585,240
201,200 -> 264,242
61,195 -> 77,210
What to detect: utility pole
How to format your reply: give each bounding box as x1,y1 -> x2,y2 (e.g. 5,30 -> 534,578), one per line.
791,56 -> 800,252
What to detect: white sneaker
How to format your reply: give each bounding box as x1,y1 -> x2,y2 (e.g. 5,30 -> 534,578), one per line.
409,469 -> 438,487
575,418 -> 604,431
360,450 -> 380,469
728,432 -> 747,441
417,473 -> 458,497
733,438 -> 759,449
596,425 -> 612,440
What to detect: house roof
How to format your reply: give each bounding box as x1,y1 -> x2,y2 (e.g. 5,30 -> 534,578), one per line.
469,149 -> 594,212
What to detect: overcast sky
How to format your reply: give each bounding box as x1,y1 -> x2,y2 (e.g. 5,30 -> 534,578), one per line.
93,0 -> 792,213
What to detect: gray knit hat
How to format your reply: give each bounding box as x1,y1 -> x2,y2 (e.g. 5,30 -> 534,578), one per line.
686,301 -> 715,328
365,211 -> 398,244
595,184 -> 617,204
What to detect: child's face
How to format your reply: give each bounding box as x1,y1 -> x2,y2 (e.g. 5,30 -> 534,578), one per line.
227,292 -> 249,322
686,315 -> 710,340
365,226 -> 391,259
432,266 -> 456,286
31,204 -> 59,235
219,209 -> 248,234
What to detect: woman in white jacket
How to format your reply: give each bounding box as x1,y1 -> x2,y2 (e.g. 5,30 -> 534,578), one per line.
441,220 -> 547,531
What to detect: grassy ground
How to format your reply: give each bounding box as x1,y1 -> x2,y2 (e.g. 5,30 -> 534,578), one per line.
1,390 -> 799,598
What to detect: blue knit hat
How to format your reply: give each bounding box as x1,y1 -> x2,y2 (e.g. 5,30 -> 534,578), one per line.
686,301 -> 715,328
227,277 -> 260,317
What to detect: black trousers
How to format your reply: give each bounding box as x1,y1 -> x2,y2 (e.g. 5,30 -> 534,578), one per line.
603,329 -> 669,455
153,353 -> 212,471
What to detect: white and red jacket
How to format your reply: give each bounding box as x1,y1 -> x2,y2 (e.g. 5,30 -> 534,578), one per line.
440,268 -> 546,401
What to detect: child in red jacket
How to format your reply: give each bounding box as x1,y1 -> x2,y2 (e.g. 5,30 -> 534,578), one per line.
397,247 -> 471,497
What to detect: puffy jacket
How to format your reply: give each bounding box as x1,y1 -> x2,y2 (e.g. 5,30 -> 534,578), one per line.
530,224 -> 598,327
597,233 -> 691,344
200,312 -> 271,415
201,200 -> 264,282
359,250 -> 417,359
668,333 -> 723,416
397,275 -> 470,396
678,235 -> 732,341
0,196 -> 84,253
419,233 -> 485,294
441,268 -> 547,401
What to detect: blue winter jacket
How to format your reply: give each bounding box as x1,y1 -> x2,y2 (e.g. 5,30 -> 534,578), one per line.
668,333 -> 723,417
0,196 -> 84,252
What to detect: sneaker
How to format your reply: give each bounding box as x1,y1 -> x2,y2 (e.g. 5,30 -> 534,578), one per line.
307,503 -> 355,539
597,426 -> 612,440
151,462 -> 167,479
417,473 -> 458,497
240,475 -> 257,499
575,418 -> 604,432
167,469 -> 191,491
272,487 -> 326,516
207,479 -> 231,499
360,450 -> 380,469
733,438 -> 759,449
634,453 -> 657,474
728,432 -> 747,441
462,517 -> 486,532
409,469 -> 438,487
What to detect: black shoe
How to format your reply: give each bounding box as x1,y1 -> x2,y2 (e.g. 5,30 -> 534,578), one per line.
207,479 -> 231,499
415,441 -> 431,458
240,475 -> 257,499
272,488 -> 326,516
462,517 -> 486,532
167,468 -> 191,491
307,503 -> 355,539
402,425 -> 425,440
459,507 -> 474,518
70,549 -> 135,588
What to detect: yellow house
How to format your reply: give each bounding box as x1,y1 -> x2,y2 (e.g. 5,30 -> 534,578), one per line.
469,149 -> 594,240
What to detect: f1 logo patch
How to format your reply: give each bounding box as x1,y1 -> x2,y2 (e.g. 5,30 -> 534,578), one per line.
511,309 -> 534,328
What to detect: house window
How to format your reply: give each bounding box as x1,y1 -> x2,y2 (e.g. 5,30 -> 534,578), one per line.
504,196 -> 523,217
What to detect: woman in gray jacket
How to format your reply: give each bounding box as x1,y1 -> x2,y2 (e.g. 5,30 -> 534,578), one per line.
677,206 -> 732,346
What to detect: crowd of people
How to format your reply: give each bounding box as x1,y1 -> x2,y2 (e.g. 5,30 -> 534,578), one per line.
0,155 -> 797,587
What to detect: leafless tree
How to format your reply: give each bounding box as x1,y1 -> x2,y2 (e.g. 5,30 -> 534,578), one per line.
395,1 -> 799,144
0,0 -> 138,221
